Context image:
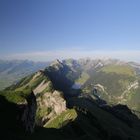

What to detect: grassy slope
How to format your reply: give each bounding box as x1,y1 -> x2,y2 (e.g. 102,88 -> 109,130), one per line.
0,60 -> 48,90
6,72 -> 52,93
127,86 -> 140,111
83,64 -> 136,97
0,90 -> 34,105
100,65 -> 140,111
100,64 -> 135,76
76,72 -> 89,85
0,74 -> 37,104
45,109 -> 77,128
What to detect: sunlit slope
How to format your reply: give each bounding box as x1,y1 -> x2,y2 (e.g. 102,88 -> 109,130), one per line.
0,60 -> 49,90
2,70 -> 67,127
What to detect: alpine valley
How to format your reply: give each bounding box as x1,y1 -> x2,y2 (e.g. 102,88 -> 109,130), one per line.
0,60 -> 49,90
0,58 -> 140,140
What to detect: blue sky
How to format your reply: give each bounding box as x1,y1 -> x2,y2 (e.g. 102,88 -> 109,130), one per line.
0,0 -> 140,62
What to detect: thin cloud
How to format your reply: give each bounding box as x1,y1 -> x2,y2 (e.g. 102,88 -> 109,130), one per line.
2,50 -> 140,62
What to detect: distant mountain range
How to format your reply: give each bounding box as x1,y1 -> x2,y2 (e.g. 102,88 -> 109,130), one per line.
0,58 -> 140,140
0,60 -> 49,90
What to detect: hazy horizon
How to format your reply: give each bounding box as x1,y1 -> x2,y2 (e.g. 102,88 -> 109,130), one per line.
1,54 -> 140,64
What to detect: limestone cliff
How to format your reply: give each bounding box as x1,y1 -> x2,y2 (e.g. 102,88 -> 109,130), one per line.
11,70 -> 67,127
36,90 -> 66,126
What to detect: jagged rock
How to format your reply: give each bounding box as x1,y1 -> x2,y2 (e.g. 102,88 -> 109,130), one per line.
36,90 -> 66,126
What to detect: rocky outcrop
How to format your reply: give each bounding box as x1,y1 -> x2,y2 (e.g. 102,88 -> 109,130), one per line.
36,90 -> 66,126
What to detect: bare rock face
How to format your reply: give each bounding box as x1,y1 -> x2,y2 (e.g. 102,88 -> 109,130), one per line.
12,69 -> 67,128
29,71 -> 67,126
36,90 -> 66,126
17,87 -> 66,132
52,91 -> 66,114
21,91 -> 37,133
